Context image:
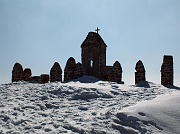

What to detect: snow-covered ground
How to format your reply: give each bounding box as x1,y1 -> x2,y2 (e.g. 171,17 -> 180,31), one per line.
0,76 -> 179,134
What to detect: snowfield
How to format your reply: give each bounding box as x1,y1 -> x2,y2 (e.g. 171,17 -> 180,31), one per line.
0,76 -> 179,134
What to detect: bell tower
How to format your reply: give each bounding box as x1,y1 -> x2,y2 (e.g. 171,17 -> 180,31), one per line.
81,30 -> 107,78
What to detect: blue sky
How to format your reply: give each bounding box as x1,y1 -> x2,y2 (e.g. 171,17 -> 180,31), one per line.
0,0 -> 180,85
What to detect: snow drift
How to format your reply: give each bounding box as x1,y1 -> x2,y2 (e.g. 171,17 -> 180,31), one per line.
0,76 -> 179,134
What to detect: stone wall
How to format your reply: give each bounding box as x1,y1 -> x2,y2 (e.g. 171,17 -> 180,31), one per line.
12,63 -> 24,82
29,75 -> 49,84
50,62 -> 62,82
24,68 -> 32,81
10,39 -> 175,85
110,61 -> 123,84
99,61 -> 123,84
100,66 -> 113,81
64,57 -> 76,81
41,74 -> 49,84
161,55 -> 173,85
74,62 -> 84,79
11,62 -> 60,84
29,76 -> 41,83
135,60 -> 146,84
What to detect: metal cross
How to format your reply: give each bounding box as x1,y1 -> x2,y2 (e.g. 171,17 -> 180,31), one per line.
95,27 -> 100,34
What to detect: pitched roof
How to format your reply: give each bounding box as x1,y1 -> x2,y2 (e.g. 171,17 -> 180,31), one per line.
81,32 -> 107,47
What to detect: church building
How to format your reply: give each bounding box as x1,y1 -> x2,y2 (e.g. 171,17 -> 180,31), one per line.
11,28 -> 174,85
64,28 -> 124,84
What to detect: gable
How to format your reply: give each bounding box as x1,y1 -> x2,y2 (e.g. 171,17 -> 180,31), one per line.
81,32 -> 107,48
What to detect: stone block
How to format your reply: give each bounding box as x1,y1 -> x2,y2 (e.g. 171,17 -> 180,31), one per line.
64,57 -> 76,81
161,55 -> 173,85
12,63 -> 24,82
135,60 -> 146,84
29,76 -> 41,83
41,74 -> 49,84
23,68 -> 32,81
50,62 -> 62,82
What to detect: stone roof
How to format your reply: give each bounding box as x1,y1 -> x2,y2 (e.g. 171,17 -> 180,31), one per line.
81,32 -> 107,47
135,60 -> 145,72
113,61 -> 122,72
50,62 -> 62,74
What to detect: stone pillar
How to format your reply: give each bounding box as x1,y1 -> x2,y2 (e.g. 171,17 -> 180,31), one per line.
12,63 -> 24,82
23,68 -> 32,82
74,62 -> 84,79
64,57 -> 76,81
161,55 -> 173,85
41,74 -> 49,84
50,62 -> 62,82
110,61 -> 123,84
135,60 -> 146,84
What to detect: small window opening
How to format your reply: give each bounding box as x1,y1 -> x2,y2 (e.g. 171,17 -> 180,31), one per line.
90,60 -> 93,68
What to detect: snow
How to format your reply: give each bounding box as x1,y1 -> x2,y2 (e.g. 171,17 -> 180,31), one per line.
0,76 -> 179,134
118,91 -> 180,134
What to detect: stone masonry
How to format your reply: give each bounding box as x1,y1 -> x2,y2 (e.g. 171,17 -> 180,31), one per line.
29,76 -> 41,83
12,63 -> 50,84
50,62 -> 62,82
74,62 -> 84,79
41,74 -> 49,84
135,60 -> 146,84
64,57 -> 76,81
12,63 -> 24,82
81,31 -> 124,83
23,68 -> 32,81
11,31 -> 124,84
81,32 -> 107,79
11,32 -> 176,85
99,62 -> 123,84
161,55 -> 173,85
100,66 -> 113,81
110,61 -> 123,84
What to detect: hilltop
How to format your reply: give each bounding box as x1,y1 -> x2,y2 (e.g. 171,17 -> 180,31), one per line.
0,76 -> 180,134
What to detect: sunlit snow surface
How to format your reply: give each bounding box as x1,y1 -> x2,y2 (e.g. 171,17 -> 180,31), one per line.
0,76 -> 179,134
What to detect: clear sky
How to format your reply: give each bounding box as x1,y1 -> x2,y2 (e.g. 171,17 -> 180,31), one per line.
0,0 -> 180,86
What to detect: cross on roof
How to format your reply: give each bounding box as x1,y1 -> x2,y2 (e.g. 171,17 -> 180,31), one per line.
95,27 -> 100,34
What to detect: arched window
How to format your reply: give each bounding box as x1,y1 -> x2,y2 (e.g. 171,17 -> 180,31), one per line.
90,60 -> 93,68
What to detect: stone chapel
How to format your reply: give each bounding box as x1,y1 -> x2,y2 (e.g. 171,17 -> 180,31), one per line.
63,30 -> 124,83
80,31 -> 123,83
11,29 -> 174,85
81,32 -> 107,78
